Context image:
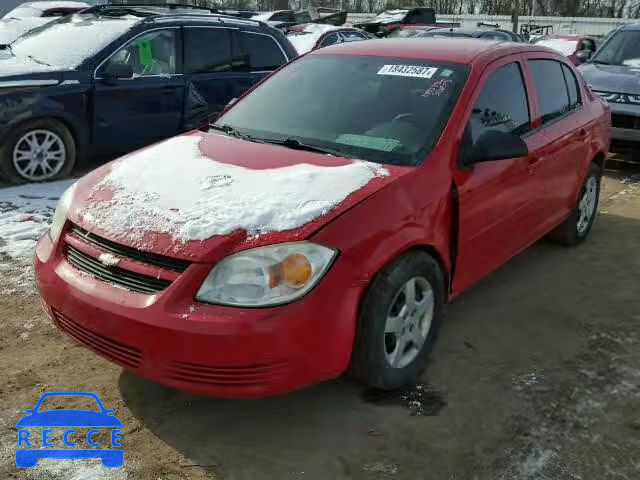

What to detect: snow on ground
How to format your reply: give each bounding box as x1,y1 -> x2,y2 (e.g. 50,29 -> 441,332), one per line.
83,134 -> 387,244
0,179 -> 73,293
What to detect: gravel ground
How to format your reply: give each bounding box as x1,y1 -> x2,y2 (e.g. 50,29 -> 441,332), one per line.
0,172 -> 638,480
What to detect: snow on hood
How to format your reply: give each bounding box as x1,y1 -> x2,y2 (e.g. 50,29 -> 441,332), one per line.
78,134 -> 389,247
0,17 -> 51,45
288,26 -> 344,54
0,51 -> 56,75
287,32 -> 322,54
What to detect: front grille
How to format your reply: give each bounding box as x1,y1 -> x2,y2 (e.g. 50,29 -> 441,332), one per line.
65,245 -> 172,294
52,309 -> 142,369
69,225 -> 191,273
612,113 -> 640,130
165,360 -> 289,386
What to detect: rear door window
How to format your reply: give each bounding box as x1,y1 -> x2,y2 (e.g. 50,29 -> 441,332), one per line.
242,32 -> 287,71
467,62 -> 531,144
184,28 -> 232,73
561,64 -> 580,109
528,59 -> 571,124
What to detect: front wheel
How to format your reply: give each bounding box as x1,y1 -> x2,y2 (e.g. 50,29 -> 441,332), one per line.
0,119 -> 76,184
349,251 -> 444,390
548,163 -> 601,246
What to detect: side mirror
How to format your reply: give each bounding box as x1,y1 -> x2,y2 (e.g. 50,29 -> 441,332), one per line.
101,62 -> 134,80
576,49 -> 593,62
468,130 -> 528,164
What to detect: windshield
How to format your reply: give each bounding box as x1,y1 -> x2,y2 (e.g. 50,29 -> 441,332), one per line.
535,38 -> 578,56
216,55 -> 468,166
591,30 -> 640,66
11,13 -> 136,69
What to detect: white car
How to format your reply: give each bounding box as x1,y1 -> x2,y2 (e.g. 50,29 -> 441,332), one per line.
0,1 -> 89,46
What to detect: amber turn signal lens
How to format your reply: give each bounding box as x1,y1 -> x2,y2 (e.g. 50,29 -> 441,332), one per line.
268,254 -> 313,289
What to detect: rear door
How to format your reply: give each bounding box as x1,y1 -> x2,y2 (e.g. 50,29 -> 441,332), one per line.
452,57 -> 539,293
182,26 -> 239,129
92,28 -> 184,153
522,56 -> 591,226
182,27 -> 288,129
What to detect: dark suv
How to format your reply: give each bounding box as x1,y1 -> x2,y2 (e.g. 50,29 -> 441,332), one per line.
0,5 -> 296,183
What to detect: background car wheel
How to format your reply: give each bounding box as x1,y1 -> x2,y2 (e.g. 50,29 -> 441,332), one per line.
548,163 -> 601,246
0,119 -> 76,184
349,251 -> 444,390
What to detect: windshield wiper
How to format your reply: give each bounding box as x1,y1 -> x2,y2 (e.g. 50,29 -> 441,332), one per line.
260,138 -> 356,159
590,59 -> 610,65
209,124 -> 265,144
26,55 -> 52,67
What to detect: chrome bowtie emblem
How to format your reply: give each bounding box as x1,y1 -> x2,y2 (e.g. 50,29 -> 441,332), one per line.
98,252 -> 120,267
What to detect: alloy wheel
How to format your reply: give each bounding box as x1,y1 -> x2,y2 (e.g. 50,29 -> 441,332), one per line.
12,129 -> 67,181
384,276 -> 434,369
577,175 -> 597,235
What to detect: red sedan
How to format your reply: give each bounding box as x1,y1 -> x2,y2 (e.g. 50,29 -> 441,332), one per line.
35,39 -> 610,398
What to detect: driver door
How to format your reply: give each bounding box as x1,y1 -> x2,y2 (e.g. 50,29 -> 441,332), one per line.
92,28 -> 185,154
452,57 -> 541,293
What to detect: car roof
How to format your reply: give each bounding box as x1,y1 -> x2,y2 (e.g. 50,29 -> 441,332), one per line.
313,38 -> 548,64
85,4 -> 266,29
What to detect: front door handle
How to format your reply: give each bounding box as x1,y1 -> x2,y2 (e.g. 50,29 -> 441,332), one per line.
528,156 -> 545,175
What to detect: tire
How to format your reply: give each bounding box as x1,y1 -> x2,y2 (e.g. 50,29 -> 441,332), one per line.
349,251 -> 445,390
0,118 -> 76,184
548,163 -> 601,247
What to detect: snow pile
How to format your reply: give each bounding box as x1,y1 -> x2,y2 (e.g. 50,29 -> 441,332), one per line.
535,38 -> 578,56
287,24 -> 342,54
287,33 -> 322,54
11,15 -> 136,69
82,135 -> 387,244
0,178 -> 73,261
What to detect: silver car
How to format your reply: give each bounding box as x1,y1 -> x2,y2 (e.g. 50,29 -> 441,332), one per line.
579,25 -> 640,148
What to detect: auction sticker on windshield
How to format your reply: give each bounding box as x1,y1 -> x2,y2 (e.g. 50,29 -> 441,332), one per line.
377,65 -> 438,78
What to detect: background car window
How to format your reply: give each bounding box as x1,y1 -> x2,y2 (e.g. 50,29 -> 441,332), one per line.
468,62 -> 530,144
184,28 -> 232,73
528,59 -> 570,124
582,38 -> 596,51
341,31 -> 368,42
561,64 -> 580,108
480,31 -> 508,41
318,33 -> 341,47
243,32 -> 287,71
104,30 -> 176,76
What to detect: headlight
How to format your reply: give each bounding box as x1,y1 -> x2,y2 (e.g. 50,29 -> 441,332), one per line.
196,242 -> 337,307
49,182 -> 77,243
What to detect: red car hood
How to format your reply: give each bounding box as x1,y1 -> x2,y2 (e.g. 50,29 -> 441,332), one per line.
69,132 -> 411,263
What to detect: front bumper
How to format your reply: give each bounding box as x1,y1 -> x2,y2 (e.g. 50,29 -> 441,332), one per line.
34,233 -> 360,398
607,102 -> 640,144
